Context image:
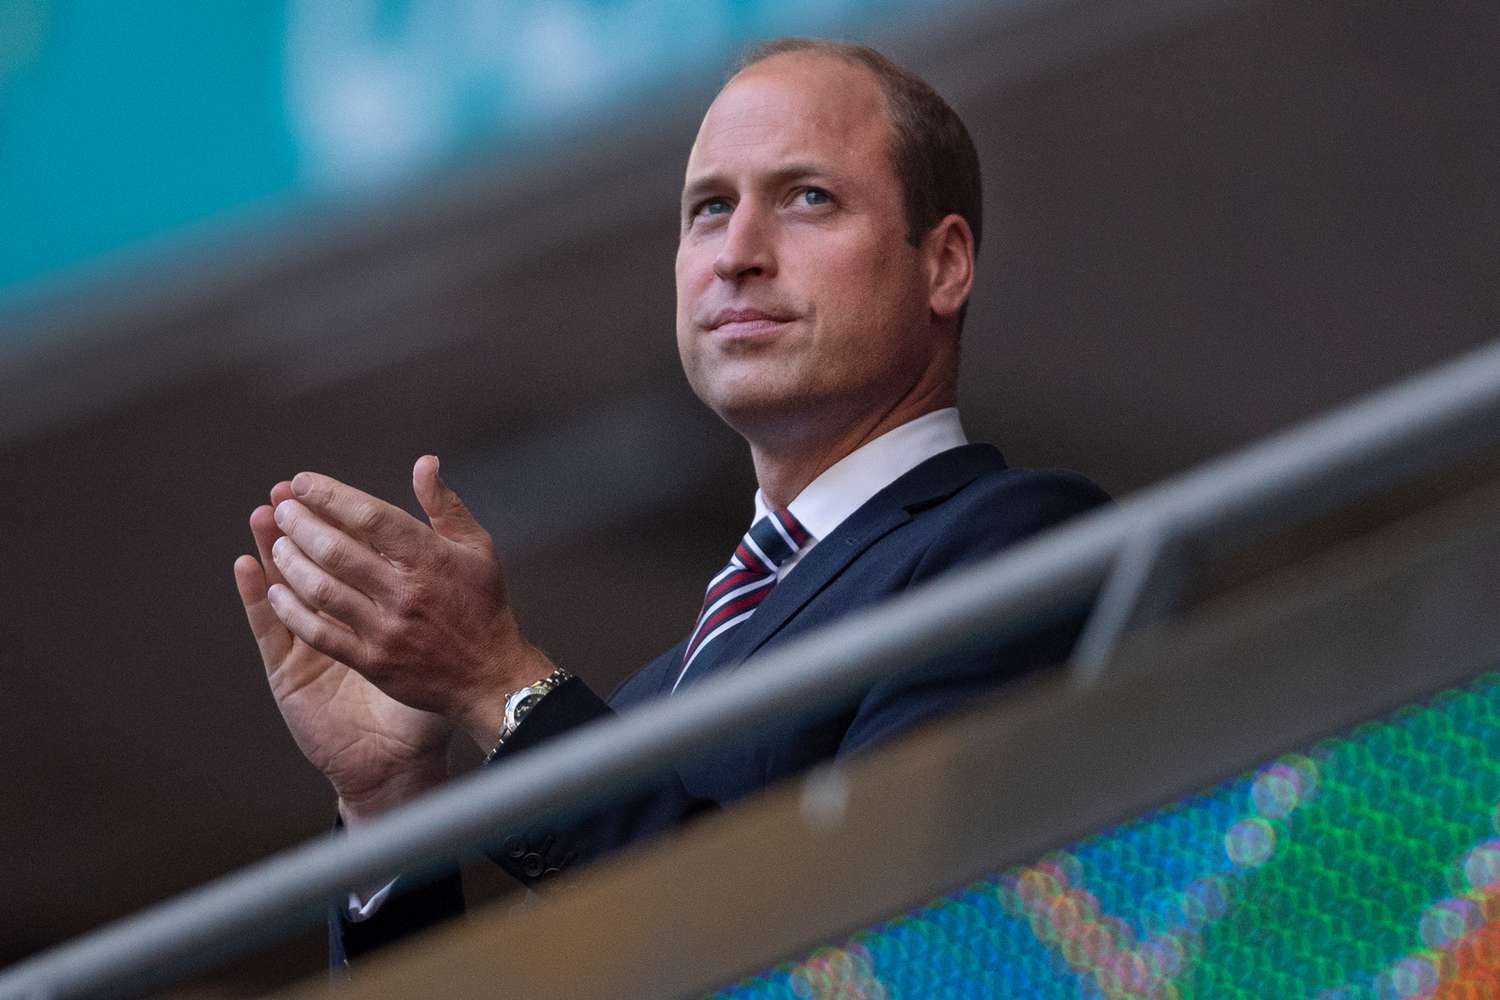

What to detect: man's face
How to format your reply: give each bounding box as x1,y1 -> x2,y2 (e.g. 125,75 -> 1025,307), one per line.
675,53 -> 942,442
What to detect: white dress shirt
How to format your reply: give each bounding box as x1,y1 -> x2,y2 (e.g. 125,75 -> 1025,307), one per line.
758,407 -> 968,578
347,408 -> 968,920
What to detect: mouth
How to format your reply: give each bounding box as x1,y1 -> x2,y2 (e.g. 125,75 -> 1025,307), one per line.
707,309 -> 796,338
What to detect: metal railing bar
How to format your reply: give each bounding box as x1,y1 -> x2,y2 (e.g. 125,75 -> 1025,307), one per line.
4,339 -> 1500,999
1070,518 -> 1182,683
3,527 -> 1118,1000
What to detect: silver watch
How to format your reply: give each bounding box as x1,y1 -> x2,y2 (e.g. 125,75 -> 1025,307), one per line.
484,667 -> 574,763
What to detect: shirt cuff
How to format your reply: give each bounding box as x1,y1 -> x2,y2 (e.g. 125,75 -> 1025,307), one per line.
345,876 -> 400,922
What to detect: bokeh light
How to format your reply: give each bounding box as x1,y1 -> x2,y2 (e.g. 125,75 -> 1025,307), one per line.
711,671 -> 1500,998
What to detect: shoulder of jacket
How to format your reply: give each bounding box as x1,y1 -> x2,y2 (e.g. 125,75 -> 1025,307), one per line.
933,464 -> 1108,519
905,466 -> 1110,569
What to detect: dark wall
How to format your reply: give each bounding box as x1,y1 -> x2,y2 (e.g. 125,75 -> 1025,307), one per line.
1,1 -> 1496,990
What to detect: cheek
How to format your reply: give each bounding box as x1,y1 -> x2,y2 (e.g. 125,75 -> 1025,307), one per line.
674,256 -> 721,390
675,242 -> 714,309
816,248 -> 931,375
812,242 -> 920,326
673,251 -> 699,350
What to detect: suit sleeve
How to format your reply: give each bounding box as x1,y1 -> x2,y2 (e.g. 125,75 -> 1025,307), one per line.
328,862 -> 466,967
473,676 -> 717,884
331,672 -> 718,966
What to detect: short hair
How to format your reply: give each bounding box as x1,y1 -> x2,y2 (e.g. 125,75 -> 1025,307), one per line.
737,38 -> 983,257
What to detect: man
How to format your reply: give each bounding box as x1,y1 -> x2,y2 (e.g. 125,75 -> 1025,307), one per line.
233,39 -> 1106,961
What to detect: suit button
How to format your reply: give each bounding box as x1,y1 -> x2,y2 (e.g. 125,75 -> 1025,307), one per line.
521,852 -> 545,878
504,835 -> 525,859
542,866 -> 562,878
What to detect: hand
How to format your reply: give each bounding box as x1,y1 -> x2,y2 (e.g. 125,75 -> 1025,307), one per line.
261,456 -> 555,751
235,480 -> 453,823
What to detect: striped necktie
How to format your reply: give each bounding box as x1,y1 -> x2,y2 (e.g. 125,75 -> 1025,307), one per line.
672,508 -> 812,693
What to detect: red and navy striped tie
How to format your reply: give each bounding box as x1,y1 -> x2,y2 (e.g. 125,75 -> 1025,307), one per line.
672,508 -> 812,693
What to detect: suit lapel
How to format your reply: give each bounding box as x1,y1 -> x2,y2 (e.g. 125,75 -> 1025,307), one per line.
675,444 -> 1007,688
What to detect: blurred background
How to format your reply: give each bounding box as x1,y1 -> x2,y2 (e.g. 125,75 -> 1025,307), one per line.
1,0 -> 1496,992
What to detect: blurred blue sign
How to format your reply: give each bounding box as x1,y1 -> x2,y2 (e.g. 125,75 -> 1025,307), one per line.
0,0 -> 947,320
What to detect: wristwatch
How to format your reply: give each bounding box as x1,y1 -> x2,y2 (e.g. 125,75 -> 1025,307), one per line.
484,667 -> 574,763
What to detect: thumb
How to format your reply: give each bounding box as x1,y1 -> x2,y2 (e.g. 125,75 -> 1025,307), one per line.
413,455 -> 491,551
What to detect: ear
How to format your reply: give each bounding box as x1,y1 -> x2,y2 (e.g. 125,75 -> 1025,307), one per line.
923,214 -> 975,324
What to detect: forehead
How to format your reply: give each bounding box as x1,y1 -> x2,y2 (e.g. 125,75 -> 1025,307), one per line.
685,53 -> 893,182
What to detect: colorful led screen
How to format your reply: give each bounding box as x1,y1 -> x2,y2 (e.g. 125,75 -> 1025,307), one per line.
713,671 -> 1500,998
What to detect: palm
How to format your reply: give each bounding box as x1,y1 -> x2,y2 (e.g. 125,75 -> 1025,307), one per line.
266,634 -> 451,805
236,499 -> 451,810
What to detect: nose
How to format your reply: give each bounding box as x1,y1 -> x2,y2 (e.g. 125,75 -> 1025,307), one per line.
712,204 -> 776,282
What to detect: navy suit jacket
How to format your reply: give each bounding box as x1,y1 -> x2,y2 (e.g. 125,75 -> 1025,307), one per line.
332,444 -> 1107,962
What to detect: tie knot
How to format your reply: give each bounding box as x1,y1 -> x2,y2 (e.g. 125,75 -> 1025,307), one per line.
736,508 -> 812,575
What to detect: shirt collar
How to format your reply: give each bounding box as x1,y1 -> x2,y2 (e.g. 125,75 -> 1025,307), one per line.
752,408 -> 968,542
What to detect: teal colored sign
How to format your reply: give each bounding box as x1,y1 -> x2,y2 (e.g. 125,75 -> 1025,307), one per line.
0,0 -> 944,326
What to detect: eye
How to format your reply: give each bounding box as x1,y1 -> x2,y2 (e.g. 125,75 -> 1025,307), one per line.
799,187 -> 832,207
694,197 -> 732,220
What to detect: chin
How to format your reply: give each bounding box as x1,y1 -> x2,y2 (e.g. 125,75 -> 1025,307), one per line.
708,385 -> 856,449
699,384 -> 799,431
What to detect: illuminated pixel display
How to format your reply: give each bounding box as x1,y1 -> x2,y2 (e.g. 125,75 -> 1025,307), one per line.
712,671 -> 1500,998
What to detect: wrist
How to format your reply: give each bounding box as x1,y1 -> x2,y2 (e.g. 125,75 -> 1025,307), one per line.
459,643 -> 561,753
337,758 -> 449,830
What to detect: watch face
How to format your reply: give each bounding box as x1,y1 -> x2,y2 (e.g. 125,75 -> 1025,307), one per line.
505,689 -> 542,732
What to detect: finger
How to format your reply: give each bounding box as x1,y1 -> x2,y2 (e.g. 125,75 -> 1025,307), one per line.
270,480 -> 295,507
267,582 -> 364,667
412,455 -> 492,552
272,498 -> 396,597
271,534 -> 379,627
250,505 -> 289,590
234,554 -> 292,666
289,472 -> 428,564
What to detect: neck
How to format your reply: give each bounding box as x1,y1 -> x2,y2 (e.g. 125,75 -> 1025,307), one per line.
749,379 -> 955,509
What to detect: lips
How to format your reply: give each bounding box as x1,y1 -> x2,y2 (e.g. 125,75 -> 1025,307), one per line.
707,308 -> 796,335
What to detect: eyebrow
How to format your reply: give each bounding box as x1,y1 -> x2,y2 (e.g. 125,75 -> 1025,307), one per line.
680,162 -> 838,208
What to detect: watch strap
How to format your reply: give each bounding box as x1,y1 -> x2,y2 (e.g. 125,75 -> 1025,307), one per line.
483,667 -> 574,763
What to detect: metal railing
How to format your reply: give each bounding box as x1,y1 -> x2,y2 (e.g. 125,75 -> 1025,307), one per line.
5,338 -> 1500,998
